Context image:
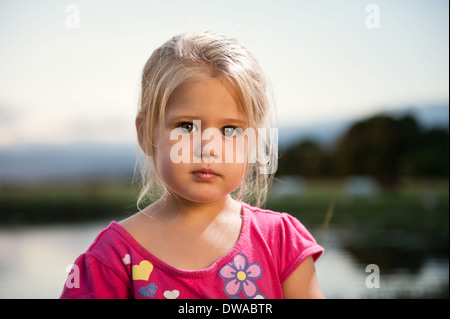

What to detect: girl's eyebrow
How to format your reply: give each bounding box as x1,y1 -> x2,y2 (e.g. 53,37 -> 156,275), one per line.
166,114 -> 247,126
166,114 -> 198,122
221,118 -> 247,127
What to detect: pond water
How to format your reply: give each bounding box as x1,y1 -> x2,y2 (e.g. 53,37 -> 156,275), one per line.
0,220 -> 447,299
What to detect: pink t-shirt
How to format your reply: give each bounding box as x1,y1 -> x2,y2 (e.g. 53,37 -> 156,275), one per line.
60,203 -> 323,299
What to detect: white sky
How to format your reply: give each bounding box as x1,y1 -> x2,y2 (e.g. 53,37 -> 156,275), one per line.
0,0 -> 448,146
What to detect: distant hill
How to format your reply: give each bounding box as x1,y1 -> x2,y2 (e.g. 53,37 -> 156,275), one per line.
0,143 -> 138,184
0,104 -> 448,184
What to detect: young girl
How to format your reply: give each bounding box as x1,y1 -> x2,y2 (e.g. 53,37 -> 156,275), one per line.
61,31 -> 324,299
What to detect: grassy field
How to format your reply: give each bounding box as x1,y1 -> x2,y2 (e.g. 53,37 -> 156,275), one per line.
0,181 -> 140,224
0,178 -> 448,229
267,178 -> 449,230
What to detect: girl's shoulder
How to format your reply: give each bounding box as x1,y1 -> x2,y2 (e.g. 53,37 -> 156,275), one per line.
242,202 -> 308,232
82,220 -> 147,267
242,202 -> 323,262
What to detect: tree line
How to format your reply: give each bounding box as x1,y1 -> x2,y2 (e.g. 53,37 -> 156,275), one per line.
276,114 -> 449,189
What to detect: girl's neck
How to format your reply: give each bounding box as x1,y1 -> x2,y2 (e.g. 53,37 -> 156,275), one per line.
150,193 -> 241,224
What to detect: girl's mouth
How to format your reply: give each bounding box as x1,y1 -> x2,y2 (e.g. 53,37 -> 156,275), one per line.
192,168 -> 219,182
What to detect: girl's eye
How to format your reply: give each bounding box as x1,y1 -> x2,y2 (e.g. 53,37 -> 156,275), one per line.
221,126 -> 238,137
178,122 -> 198,133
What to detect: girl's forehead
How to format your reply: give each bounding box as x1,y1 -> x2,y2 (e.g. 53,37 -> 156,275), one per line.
165,77 -> 247,124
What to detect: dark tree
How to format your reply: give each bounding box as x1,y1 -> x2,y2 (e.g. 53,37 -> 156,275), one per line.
277,140 -> 329,177
333,115 -> 421,189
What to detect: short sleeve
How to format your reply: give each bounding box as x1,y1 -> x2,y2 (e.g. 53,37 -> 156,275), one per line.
60,253 -> 131,299
278,213 -> 324,283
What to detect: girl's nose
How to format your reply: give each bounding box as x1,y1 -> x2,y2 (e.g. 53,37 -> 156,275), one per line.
193,127 -> 222,162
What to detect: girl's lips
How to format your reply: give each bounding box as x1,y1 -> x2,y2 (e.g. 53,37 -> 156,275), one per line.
192,169 -> 219,182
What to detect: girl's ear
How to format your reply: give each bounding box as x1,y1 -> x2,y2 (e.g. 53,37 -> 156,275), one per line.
136,116 -> 152,156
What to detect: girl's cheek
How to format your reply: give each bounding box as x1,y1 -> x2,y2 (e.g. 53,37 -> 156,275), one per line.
167,134 -> 193,164
221,135 -> 249,164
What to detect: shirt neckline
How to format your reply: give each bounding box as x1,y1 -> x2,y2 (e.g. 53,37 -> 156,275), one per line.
110,202 -> 251,278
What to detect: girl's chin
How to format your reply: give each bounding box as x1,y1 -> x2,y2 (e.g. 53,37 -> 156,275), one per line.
182,193 -> 227,204
163,180 -> 241,204
168,189 -> 232,204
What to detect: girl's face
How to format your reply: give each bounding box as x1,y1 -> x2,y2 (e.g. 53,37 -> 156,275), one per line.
153,76 -> 248,204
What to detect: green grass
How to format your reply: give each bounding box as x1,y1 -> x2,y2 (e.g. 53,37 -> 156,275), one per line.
265,178 -> 449,232
0,178 -> 448,230
0,182 -> 139,224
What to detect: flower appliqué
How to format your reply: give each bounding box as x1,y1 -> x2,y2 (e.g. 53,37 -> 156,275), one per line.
218,253 -> 263,298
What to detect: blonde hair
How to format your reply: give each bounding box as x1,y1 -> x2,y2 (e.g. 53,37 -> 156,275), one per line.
136,31 -> 277,208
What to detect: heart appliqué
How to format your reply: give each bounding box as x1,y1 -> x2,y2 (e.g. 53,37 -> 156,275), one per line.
122,254 -> 131,265
164,289 -> 180,299
132,260 -> 153,281
139,282 -> 158,298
